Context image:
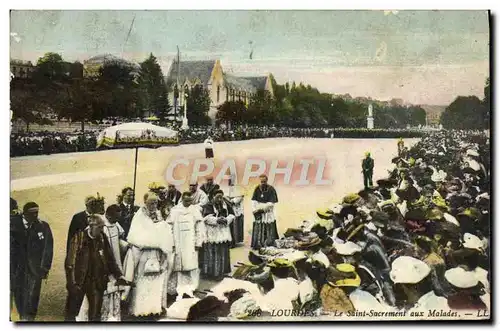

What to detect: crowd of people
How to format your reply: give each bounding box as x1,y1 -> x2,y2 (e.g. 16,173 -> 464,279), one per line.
10,177 -> 247,322
10,131 -> 98,157
10,130 -> 490,322
203,130 -> 489,320
11,125 -> 429,157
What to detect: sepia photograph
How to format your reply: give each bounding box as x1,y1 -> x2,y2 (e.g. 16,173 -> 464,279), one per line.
9,9 -> 491,322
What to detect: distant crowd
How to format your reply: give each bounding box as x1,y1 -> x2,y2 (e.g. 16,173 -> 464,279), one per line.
10,124 -> 468,157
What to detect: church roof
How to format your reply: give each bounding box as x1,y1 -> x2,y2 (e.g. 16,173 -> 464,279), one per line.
165,60 -> 216,87
223,74 -> 268,93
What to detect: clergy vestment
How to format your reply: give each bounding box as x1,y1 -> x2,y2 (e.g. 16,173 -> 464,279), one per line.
251,185 -> 279,249
227,186 -> 244,247
122,207 -> 173,317
167,204 -> 205,298
200,183 -> 221,201
118,203 -> 140,238
199,201 -> 234,279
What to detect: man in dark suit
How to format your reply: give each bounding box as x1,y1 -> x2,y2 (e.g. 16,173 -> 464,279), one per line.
118,187 -> 139,237
200,177 -> 220,202
66,195 -> 105,254
64,215 -> 130,321
165,183 -> 182,205
10,202 -> 54,321
362,152 -> 375,190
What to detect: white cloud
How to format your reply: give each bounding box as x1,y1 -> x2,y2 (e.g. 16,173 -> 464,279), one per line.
10,32 -> 22,43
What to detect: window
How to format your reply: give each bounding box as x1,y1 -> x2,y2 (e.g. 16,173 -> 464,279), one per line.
231,89 -> 235,101
217,85 -> 220,103
226,87 -> 229,101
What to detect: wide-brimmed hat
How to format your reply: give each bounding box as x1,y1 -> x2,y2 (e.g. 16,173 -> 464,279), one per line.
326,264 -> 361,287
426,208 -> 444,221
295,236 -> 323,251
390,256 -> 431,284
457,207 -> 481,221
343,193 -> 361,205
333,241 -> 362,256
462,233 -> 486,252
148,182 -> 166,190
316,208 -> 334,220
444,267 -> 479,289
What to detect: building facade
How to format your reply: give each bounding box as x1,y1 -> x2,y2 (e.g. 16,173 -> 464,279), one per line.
83,54 -> 140,79
10,60 -> 35,79
165,59 -> 274,120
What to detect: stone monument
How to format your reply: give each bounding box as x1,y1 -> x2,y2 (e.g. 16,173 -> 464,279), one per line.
181,93 -> 189,130
367,104 -> 374,129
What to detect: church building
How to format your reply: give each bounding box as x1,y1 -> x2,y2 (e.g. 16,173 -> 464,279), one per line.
164,59 -> 274,120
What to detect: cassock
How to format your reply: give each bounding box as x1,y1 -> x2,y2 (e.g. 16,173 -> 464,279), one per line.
10,216 -> 53,321
118,203 -> 140,238
251,185 -> 279,249
199,201 -> 234,279
204,138 -> 214,158
200,183 -> 220,201
227,186 -> 244,247
168,204 -> 206,298
166,189 -> 182,206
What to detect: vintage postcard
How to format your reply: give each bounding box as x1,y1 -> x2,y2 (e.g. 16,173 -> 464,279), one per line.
9,10 -> 491,322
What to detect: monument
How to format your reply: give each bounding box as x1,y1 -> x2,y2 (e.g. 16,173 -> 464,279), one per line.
181,92 -> 189,130
367,104 -> 374,129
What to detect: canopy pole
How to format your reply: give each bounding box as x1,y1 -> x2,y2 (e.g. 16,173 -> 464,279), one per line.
131,147 -> 139,211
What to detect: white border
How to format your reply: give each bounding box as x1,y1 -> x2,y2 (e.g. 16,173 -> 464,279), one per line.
2,2 -> 499,331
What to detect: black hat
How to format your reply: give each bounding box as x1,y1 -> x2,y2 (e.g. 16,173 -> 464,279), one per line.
370,210 -> 390,228
23,201 -> 39,213
10,198 -> 18,211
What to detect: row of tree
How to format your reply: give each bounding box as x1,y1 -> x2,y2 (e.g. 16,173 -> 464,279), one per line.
439,78 -> 490,130
214,75 -> 427,128
12,51 -> 431,131
11,52 -> 171,131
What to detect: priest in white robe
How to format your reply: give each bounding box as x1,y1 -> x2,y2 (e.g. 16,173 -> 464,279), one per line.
122,193 -> 174,317
168,192 -> 206,300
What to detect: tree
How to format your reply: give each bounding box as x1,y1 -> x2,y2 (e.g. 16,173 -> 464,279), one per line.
10,79 -> 48,131
138,53 -> 170,121
57,78 -> 101,132
216,101 -> 246,126
408,106 -> 427,126
483,77 -> 490,129
186,85 -> 211,126
35,52 -> 66,81
97,63 -> 140,119
440,96 -> 486,130
247,90 -> 275,125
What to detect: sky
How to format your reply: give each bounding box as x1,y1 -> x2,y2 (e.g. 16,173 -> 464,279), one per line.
10,10 -> 490,105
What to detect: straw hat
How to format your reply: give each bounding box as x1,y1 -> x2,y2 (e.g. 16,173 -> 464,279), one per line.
444,267 -> 479,289
390,256 -> 431,284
